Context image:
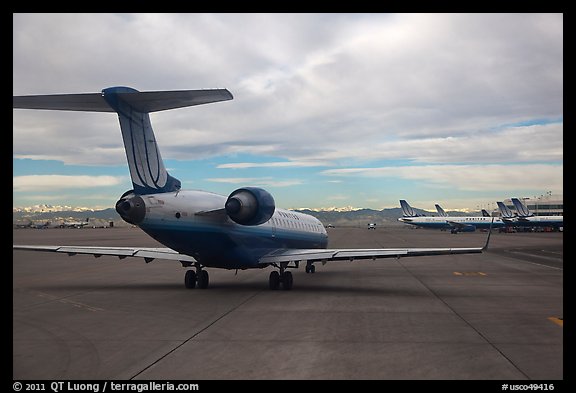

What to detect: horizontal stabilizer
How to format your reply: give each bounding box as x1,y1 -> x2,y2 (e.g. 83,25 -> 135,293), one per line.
13,88 -> 233,113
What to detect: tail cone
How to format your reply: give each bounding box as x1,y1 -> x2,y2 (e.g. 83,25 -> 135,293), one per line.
115,195 -> 146,225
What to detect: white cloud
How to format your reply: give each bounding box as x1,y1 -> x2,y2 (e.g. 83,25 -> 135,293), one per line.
206,177 -> 303,188
217,161 -> 331,169
13,13 -> 563,166
12,14 -> 563,208
327,195 -> 349,201
322,164 -> 563,192
13,175 -> 124,192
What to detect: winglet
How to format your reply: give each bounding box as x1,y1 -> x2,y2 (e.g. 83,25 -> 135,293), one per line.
482,217 -> 494,251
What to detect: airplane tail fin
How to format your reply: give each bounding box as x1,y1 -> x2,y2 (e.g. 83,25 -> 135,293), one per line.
400,200 -> 417,217
481,209 -> 490,217
13,86 -> 233,195
435,204 -> 447,217
497,201 -> 515,218
511,198 -> 533,217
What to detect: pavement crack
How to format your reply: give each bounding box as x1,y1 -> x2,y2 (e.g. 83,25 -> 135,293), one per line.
129,290 -> 264,380
395,259 -> 532,380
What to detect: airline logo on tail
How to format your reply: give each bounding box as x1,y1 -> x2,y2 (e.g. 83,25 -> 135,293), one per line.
102,87 -> 179,194
435,204 -> 447,217
511,198 -> 533,217
497,201 -> 515,218
400,200 -> 417,217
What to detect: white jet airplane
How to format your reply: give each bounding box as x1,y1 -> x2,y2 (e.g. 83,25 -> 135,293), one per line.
399,200 -> 504,234
13,87 -> 491,290
61,218 -> 91,228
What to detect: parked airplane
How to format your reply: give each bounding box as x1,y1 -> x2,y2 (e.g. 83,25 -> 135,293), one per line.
13,87 -> 490,290
15,220 -> 53,229
15,221 -> 35,229
398,200 -> 505,233
510,198 -> 563,229
61,218 -> 91,228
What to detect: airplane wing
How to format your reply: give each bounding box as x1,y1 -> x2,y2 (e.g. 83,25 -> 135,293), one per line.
13,245 -> 196,264
13,244 -> 483,268
258,245 -> 485,265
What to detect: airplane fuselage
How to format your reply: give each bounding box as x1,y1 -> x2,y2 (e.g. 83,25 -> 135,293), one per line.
511,216 -> 563,228
135,190 -> 328,269
398,216 -> 506,230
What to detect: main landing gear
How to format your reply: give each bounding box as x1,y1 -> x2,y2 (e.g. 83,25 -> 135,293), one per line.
269,270 -> 293,290
184,263 -> 209,289
268,261 -> 314,290
184,262 -> 316,290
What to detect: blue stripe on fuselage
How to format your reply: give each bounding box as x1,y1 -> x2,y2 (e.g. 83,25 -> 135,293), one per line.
139,219 -> 328,269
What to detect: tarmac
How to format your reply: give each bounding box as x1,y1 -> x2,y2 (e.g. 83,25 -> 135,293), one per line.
13,226 -> 563,380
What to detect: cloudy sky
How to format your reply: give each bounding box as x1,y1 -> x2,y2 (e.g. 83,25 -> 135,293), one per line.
13,13 -> 563,211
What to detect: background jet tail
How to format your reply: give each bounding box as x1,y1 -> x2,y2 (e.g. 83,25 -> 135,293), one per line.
435,204 -> 447,217
14,86 -> 233,195
511,198 -> 533,217
497,201 -> 515,218
400,200 -> 418,217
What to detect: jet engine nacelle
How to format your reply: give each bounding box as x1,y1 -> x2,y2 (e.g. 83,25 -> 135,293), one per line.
225,187 -> 275,226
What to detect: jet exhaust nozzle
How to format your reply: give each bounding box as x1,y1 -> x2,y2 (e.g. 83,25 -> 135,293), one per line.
115,194 -> 146,225
225,187 -> 275,226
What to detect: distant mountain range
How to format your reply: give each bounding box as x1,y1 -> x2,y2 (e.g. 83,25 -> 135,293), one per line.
13,207 -> 122,227
13,205 -> 473,228
13,204 -> 103,213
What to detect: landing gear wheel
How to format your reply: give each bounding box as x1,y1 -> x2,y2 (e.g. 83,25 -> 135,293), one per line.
310,265 -> 315,274
305,265 -> 310,274
269,271 -> 280,290
282,271 -> 293,290
197,270 -> 209,289
185,270 -> 197,289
